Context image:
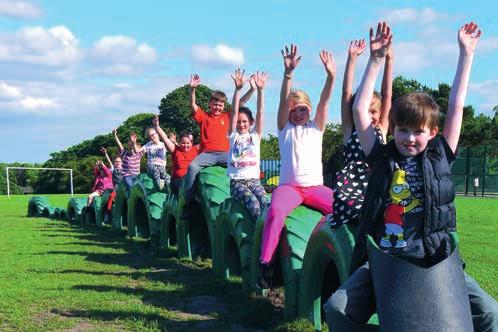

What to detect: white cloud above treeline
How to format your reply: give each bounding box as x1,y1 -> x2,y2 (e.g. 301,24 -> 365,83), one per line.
0,0 -> 41,19
384,7 -> 445,25
191,44 -> 244,67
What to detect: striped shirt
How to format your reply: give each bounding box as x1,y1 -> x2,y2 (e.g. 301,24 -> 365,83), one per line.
121,150 -> 142,177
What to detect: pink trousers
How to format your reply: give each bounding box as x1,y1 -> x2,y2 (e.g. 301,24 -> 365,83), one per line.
260,184 -> 333,264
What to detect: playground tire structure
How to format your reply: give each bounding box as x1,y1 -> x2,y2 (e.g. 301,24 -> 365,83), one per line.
42,206 -> 56,218
127,174 -> 167,242
66,197 -> 86,223
214,197 -> 260,289
111,182 -> 129,230
27,196 -> 50,217
297,219 -> 357,330
176,166 -> 230,259
249,205 -> 324,319
159,193 -> 179,250
58,208 -> 67,221
53,208 -> 61,219
96,190 -> 113,227
85,196 -> 101,226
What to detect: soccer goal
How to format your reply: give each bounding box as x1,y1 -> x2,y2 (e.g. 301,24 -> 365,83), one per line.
5,167 -> 74,197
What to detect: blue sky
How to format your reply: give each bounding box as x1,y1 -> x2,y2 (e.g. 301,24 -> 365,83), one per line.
1,0 -> 497,163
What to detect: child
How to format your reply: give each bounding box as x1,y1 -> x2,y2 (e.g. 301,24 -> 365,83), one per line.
329,35 -> 393,227
325,22 -> 497,331
258,44 -> 336,288
113,129 -> 142,197
87,160 -> 113,207
228,69 -> 268,220
136,127 -> 169,191
101,146 -> 123,223
183,74 -> 256,202
152,116 -> 200,194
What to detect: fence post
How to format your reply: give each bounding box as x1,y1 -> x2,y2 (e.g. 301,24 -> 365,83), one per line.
481,145 -> 487,197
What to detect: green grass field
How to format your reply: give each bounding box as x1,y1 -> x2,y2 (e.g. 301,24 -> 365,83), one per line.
0,195 -> 496,331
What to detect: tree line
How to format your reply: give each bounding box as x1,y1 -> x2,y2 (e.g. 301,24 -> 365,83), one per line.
1,76 -> 496,194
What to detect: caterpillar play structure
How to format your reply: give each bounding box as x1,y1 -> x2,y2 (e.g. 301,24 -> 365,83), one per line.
27,166 -> 472,330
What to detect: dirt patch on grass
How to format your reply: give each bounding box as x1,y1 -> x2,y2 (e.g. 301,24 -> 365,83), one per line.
56,322 -> 95,332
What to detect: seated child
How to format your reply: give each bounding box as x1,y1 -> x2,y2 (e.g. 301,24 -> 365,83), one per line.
325,21 -> 497,331
87,160 -> 113,207
183,73 -> 256,202
113,129 -> 142,197
228,69 -> 268,220
101,146 -> 123,223
136,127 -> 169,191
330,35 -> 393,227
258,44 -> 337,288
152,116 -> 200,194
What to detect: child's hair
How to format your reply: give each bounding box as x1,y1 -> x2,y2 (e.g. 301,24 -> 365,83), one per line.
210,90 -> 227,103
239,106 -> 254,123
145,127 -> 156,138
288,90 -> 312,110
179,132 -> 194,142
114,156 -> 122,162
351,91 -> 382,113
389,92 -> 439,132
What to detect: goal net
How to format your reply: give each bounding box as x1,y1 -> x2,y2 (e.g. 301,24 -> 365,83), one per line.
5,167 -> 74,197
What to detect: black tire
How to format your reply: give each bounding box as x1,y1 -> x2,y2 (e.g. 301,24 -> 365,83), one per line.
66,197 -> 86,223
27,196 -> 50,217
85,196 -> 101,226
111,182 -> 128,230
160,193 -> 178,249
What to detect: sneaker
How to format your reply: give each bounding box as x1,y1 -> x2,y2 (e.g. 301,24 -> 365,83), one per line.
103,212 -> 110,224
380,236 -> 392,248
257,263 -> 274,289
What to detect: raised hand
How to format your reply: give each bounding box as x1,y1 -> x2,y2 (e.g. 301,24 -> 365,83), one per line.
254,71 -> 268,90
281,44 -> 302,73
369,22 -> 392,60
130,132 -> 137,143
168,132 -> 177,143
152,115 -> 159,128
348,39 -> 366,58
458,22 -> 481,56
320,50 -> 336,77
112,129 -> 117,136
231,68 -> 245,90
100,147 -> 107,154
190,74 -> 201,88
249,74 -> 257,90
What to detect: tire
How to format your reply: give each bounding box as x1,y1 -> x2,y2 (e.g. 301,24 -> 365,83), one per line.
297,219 -> 357,330
42,206 -> 56,219
176,166 -> 230,259
85,196 -> 101,226
249,205 -> 324,319
111,182 -> 128,230
127,173 -> 167,242
66,197 -> 86,223
27,196 -> 50,217
214,197 -> 261,290
58,208 -> 67,221
96,190 -> 112,227
159,193 -> 178,249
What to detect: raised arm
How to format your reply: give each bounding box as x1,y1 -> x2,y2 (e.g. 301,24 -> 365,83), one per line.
130,132 -> 140,154
378,37 -> 394,141
254,71 -> 268,137
315,50 -> 337,132
239,74 -> 256,106
152,116 -> 177,153
353,22 -> 392,156
189,74 -> 201,114
229,68 -> 246,134
278,44 -> 301,131
112,129 -> 124,153
443,22 -> 481,153
100,147 -> 113,168
341,39 -> 366,142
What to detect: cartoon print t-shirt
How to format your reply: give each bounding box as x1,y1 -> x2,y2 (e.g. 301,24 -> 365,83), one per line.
381,156 -> 426,259
227,129 -> 260,180
143,141 -> 167,167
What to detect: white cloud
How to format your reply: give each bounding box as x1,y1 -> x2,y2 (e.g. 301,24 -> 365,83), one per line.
0,81 -> 22,98
19,96 -> 57,109
469,80 -> 498,114
0,25 -> 81,67
0,0 -> 42,19
385,7 -> 444,25
480,37 -> 498,54
191,44 -> 244,67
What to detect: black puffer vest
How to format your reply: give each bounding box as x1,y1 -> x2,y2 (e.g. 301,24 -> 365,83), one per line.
350,135 -> 456,273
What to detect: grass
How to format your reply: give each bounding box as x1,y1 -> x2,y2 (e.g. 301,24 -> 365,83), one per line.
0,195 -> 496,331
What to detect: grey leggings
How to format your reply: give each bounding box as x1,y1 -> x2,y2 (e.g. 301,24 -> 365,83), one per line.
230,178 -> 268,220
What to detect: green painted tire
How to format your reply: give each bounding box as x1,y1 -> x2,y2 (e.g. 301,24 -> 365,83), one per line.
27,196 -> 50,217
297,219 -> 357,330
159,193 -> 178,249
176,166 -> 230,259
53,207 -> 61,219
85,196 -> 101,226
58,208 -> 67,221
111,182 -> 128,230
96,190 -> 112,227
127,174 -> 167,241
213,197 -> 260,290
42,206 -> 56,219
66,197 -> 86,223
250,205 -> 324,319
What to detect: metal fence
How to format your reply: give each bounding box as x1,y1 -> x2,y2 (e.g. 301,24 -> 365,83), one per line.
261,143 -> 498,197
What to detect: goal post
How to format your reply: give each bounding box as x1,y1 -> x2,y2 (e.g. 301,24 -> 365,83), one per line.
5,167 -> 74,198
